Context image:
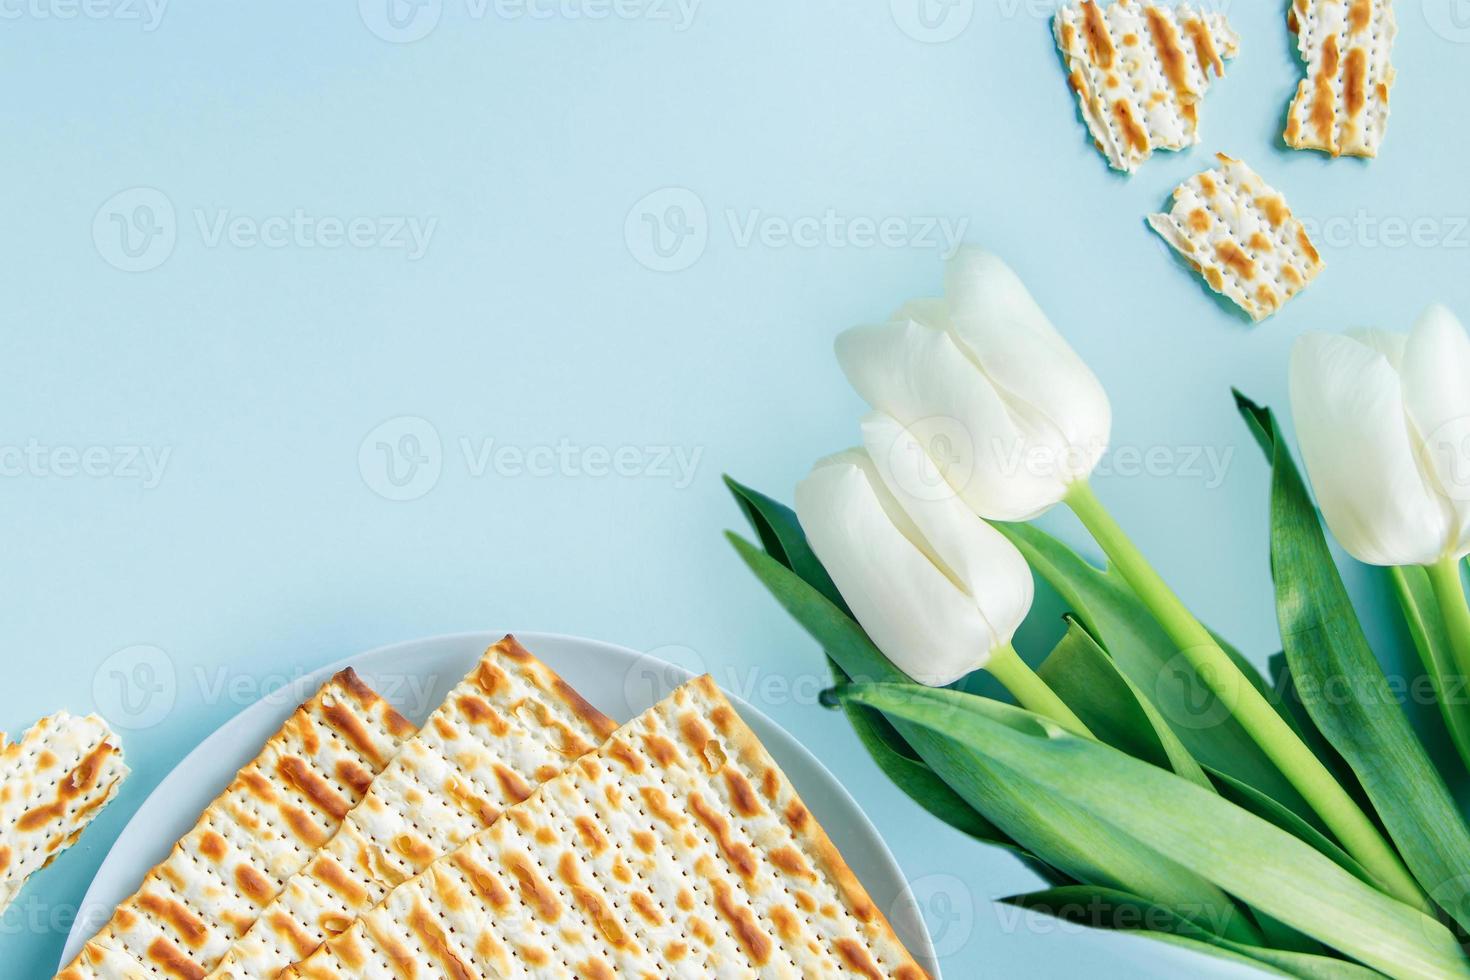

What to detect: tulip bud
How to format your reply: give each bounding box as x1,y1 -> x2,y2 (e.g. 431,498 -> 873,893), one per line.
793,426 -> 1034,687
835,247 -> 1111,522
1290,305 -> 1470,567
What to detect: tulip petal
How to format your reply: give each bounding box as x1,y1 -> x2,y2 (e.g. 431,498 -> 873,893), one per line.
1348,328 -> 1406,369
795,452 -> 998,686
1399,305 -> 1470,558
1290,332 -> 1451,566
835,317 -> 1068,520
862,412 -> 1035,649
942,248 -> 1112,482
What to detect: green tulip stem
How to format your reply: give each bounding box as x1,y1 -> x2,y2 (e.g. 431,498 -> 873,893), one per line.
1427,556 -> 1470,683
987,643 -> 1095,740
1065,480 -> 1430,913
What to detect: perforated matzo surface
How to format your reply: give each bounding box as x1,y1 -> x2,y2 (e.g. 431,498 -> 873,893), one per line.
207,636 -> 618,978
0,712 -> 127,916
286,676 -> 928,980
1054,0 -> 1239,173
1284,0 -> 1396,158
58,669 -> 413,980
1148,154 -> 1325,321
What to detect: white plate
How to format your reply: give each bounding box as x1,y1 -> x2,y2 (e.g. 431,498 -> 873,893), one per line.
62,631 -> 940,976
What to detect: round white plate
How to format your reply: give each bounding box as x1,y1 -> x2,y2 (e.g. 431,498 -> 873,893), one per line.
63,631 -> 939,976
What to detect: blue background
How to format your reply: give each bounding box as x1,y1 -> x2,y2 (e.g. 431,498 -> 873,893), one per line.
4,1 -> 1469,975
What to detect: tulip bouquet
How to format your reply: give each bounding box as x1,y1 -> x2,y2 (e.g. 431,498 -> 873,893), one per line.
725,248 -> 1470,979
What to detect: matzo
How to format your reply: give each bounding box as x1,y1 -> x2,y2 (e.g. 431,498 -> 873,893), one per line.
1054,0 -> 1239,173
287,675 -> 928,980
58,668 -> 413,980
1148,154 -> 1325,321
0,712 -> 126,915
207,635 -> 617,978
1284,0 -> 1397,158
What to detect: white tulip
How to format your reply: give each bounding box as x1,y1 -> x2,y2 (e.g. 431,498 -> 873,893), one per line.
793,426 -> 1034,687
1290,304 -> 1470,567
835,247 -> 1112,522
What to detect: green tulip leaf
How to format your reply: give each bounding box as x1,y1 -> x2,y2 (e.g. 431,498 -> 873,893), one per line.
1004,887 -> 1361,976
1205,766 -> 1372,887
725,475 -> 846,611
840,682 -> 1470,980
728,532 -> 1257,944
1142,933 -> 1388,980
1237,392 -> 1470,933
1388,565 -> 1470,775
998,521 -> 1316,824
1039,618 -> 1210,789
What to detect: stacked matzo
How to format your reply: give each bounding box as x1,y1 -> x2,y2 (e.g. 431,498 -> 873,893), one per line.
284,675 -> 927,980
1,712 -> 128,915
58,668 -> 414,979
206,636 -> 618,977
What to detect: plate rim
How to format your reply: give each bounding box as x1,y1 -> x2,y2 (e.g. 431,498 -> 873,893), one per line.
62,629 -> 938,974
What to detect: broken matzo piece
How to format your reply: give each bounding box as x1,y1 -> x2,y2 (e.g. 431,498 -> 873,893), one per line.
286,675 -> 928,980
58,669 -> 414,980
1148,154 -> 1325,321
205,635 -> 618,978
1054,0 -> 1240,174
1284,0 -> 1397,158
0,712 -> 127,914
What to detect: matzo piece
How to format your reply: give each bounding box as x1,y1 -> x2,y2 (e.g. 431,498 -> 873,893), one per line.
1284,0 -> 1397,158
287,676 -> 928,980
207,635 -> 617,978
1148,154 -> 1325,321
1054,0 -> 1239,173
0,712 -> 127,914
58,669 -> 414,980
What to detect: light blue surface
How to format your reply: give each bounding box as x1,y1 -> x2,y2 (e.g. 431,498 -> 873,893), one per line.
4,1 -> 1468,976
